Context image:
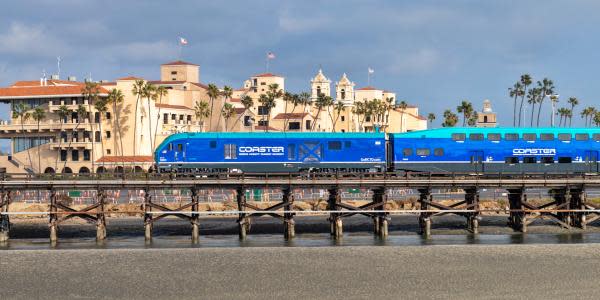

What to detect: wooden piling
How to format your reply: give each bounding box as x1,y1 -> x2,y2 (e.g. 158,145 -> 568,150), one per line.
328,187 -> 342,238
191,187 -> 200,242
96,190 -> 107,241
49,189 -> 58,242
465,188 -> 480,234
418,188 -> 432,237
0,191 -> 9,242
283,188 -> 295,240
236,187 -> 248,240
143,188 -> 152,241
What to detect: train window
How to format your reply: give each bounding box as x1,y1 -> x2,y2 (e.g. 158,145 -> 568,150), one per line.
469,133 -> 484,141
434,148 -> 444,156
541,157 -> 554,164
168,143 -> 173,151
558,133 -> 572,141
575,133 -> 589,141
224,144 -> 237,159
487,133 -> 501,141
523,133 -> 536,141
210,141 -> 217,148
403,148 -> 412,156
505,133 -> 519,141
345,141 -> 351,148
593,133 -> 600,141
523,157 -> 537,163
558,157 -> 572,163
177,144 -> 183,151
416,148 -> 430,156
288,144 -> 296,160
451,133 -> 465,141
328,141 -> 342,150
540,133 -> 554,141
505,157 -> 519,164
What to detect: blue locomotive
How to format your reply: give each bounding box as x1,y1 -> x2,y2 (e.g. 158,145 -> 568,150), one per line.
155,128 -> 600,174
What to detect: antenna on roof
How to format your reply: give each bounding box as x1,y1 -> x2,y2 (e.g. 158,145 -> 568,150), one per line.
56,56 -> 61,79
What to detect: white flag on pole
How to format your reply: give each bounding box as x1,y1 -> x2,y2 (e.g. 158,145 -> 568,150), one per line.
368,67 -> 374,74
267,52 -> 276,60
179,37 -> 188,45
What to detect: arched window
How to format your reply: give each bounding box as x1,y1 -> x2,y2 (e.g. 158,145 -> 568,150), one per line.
78,167 -> 90,174
317,86 -> 321,96
96,166 -> 107,174
114,166 -> 124,174
44,167 -> 55,174
134,166 -> 144,173
341,89 -> 346,100
62,167 -> 73,174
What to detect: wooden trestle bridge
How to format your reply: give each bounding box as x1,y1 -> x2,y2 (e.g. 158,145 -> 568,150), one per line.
1,172 -> 600,243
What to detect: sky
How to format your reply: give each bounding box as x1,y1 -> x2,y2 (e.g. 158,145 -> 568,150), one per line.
1,0 -> 600,128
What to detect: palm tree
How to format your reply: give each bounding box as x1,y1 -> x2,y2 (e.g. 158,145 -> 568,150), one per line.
94,98 -> 109,169
152,86 -> 168,149
298,92 -> 311,131
567,97 -> 579,127
230,95 -> 254,131
331,101 -> 345,132
557,108 -> 566,127
62,104 -> 87,172
509,82 -> 523,126
587,107 -> 597,127
262,84 -> 283,132
581,107 -> 591,126
527,88 -> 541,127
206,84 -> 220,131
13,103 -> 32,172
31,107 -> 45,174
565,109 -> 573,127
456,100 -> 473,126
106,89 -> 125,168
397,100 -> 408,132
442,109 -> 458,127
131,79 -> 146,156
193,101 -> 210,131
518,74 -> 532,127
427,113 -> 436,126
594,111 -> 600,127
384,97 -> 394,131
82,81 -> 101,173
312,93 -> 334,131
221,103 -> 236,132
282,92 -> 294,132
536,78 -> 555,126
467,111 -> 478,127
142,82 -> 157,152
549,94 -> 559,126
55,105 -> 71,172
217,85 -> 233,131
258,94 -> 275,132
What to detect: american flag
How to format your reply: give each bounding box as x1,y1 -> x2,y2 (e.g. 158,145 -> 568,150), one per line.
267,52 -> 276,59
179,37 -> 188,45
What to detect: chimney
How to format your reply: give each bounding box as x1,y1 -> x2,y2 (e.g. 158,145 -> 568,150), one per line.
68,76 -> 77,82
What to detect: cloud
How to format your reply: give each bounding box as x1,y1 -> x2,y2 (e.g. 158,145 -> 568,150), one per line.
99,40 -> 179,63
387,48 -> 442,74
278,12 -> 331,33
0,22 -> 69,58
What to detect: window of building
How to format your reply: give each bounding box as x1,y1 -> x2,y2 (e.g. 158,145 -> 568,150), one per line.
95,131 -> 101,142
575,133 -> 589,141
83,150 -> 90,161
540,133 -> 554,141
187,115 -> 192,123
365,116 -> 371,122
523,157 -> 537,163
317,86 -> 321,96
107,149 -> 111,155
487,133 -> 501,141
341,89 -> 346,100
106,131 -> 111,139
244,116 -> 252,126
328,141 -> 342,150
451,133 -> 466,141
483,116 -> 488,123
558,157 -> 572,163
558,133 -> 571,141
505,157 -> 519,164
61,132 -> 68,142
505,133 -> 519,141
258,120 -> 269,126
305,120 -> 311,130
179,115 -> 184,121
171,71 -> 177,75
83,131 -> 90,142
105,112 -> 111,120
341,116 -> 345,122
72,131 -> 79,142
171,114 -> 176,121
260,82 -> 266,85
523,133 -> 536,141
416,148 -> 430,156
94,112 -> 100,123
257,106 -> 269,116
210,141 -> 217,148
60,150 -> 67,161
72,150 -> 79,161
163,113 -> 169,124
288,144 -> 296,160
434,148 -> 444,156
541,157 -> 554,164
345,141 -> 351,148
403,148 -> 412,156
253,79 -> 257,86
469,133 -> 484,141
224,144 -> 237,159
288,122 -> 300,130
172,78 -> 177,81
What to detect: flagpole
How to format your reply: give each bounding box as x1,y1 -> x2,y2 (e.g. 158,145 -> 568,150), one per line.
266,57 -> 269,72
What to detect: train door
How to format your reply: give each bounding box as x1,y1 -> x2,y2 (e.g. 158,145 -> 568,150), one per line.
174,142 -> 186,162
585,150 -> 598,173
469,150 -> 484,173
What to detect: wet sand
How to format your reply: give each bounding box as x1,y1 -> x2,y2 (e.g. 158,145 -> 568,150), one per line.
2,244 -> 600,299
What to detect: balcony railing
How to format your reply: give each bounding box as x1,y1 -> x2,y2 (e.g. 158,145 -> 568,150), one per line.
0,120 -> 98,134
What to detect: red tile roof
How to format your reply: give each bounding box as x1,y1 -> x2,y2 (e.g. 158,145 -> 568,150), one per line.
117,76 -> 143,81
155,103 -> 191,110
273,113 -> 309,120
100,82 -> 117,86
148,80 -> 186,85
161,60 -> 198,66
229,98 -> 241,103
191,82 -> 208,89
12,79 -> 85,87
253,73 -> 281,78
234,108 -> 246,114
356,86 -> 380,91
235,88 -> 249,91
96,156 -> 154,163
0,85 -> 109,98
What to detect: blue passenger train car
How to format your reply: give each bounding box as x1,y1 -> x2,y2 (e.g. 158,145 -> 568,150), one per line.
390,127 -> 600,174
155,132 -> 386,173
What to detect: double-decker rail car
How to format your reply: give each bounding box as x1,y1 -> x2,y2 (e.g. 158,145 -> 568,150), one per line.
155,132 -> 386,173
390,127 -> 600,174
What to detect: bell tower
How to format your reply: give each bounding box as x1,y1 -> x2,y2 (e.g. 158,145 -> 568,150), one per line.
310,69 -> 331,102
335,73 -> 355,106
